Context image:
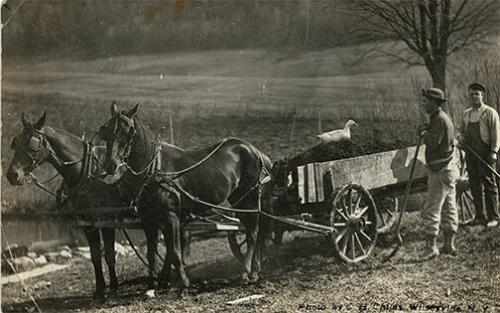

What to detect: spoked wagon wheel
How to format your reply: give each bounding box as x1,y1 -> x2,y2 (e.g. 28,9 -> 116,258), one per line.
330,184 -> 378,264
374,196 -> 398,234
456,150 -> 475,225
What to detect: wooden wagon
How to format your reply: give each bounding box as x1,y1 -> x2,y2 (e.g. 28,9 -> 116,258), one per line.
63,144 -> 473,265
228,144 -> 473,264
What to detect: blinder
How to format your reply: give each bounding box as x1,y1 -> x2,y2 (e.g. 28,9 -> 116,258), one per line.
10,130 -> 48,171
29,135 -> 42,152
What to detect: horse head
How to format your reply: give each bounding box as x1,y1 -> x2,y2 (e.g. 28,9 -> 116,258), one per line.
6,111 -> 51,185
98,101 -> 140,184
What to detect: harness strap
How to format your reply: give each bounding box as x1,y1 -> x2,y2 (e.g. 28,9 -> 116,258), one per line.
121,229 -> 149,267
124,145 -> 162,176
154,159 -> 271,215
28,173 -> 63,199
166,177 -> 260,213
121,229 -> 165,266
163,138 -> 230,178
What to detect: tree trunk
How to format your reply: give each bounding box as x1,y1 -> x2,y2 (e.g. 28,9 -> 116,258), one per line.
428,58 -> 446,92
427,57 -> 450,113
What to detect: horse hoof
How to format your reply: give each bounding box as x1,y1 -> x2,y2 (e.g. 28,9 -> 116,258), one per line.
241,273 -> 250,283
158,279 -> 172,290
93,292 -> 106,303
176,288 -> 188,299
147,280 -> 158,290
248,273 -> 260,284
108,288 -> 118,299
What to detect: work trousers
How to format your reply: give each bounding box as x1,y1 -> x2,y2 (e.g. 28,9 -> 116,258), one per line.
422,164 -> 459,237
466,155 -> 500,221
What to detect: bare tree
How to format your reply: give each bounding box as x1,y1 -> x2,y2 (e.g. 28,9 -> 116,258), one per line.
349,0 -> 500,92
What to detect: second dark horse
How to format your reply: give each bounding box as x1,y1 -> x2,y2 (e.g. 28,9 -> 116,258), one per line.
98,102 -> 273,290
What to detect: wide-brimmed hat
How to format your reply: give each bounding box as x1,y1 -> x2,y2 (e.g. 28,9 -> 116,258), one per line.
468,82 -> 486,93
422,87 -> 446,103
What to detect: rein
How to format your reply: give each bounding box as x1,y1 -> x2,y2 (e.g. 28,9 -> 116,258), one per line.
163,139 -> 230,178
28,173 -> 63,199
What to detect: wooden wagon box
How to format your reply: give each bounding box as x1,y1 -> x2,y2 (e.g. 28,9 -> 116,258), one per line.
294,145 -> 462,204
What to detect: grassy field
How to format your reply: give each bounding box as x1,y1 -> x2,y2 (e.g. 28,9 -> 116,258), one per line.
2,46 -> 429,212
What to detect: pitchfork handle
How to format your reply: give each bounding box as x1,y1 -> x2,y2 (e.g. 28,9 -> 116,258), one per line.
460,143 -> 500,179
398,135 -> 424,226
383,134 -> 423,262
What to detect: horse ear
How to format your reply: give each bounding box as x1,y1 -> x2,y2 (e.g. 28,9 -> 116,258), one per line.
33,111 -> 47,130
21,113 -> 30,127
126,103 -> 139,117
111,101 -> 119,116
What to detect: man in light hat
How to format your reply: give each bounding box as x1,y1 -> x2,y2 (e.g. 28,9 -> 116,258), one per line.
458,82 -> 500,228
417,87 -> 458,260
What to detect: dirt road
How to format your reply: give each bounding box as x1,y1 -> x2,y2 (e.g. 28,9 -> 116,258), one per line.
3,213 -> 499,313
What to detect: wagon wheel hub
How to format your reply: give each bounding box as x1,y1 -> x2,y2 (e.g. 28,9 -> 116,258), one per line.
347,216 -> 365,231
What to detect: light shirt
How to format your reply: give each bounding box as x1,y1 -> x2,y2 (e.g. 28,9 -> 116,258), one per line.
460,104 -> 500,153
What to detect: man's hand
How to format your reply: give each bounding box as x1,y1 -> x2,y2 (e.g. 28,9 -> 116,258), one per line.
456,134 -> 465,148
417,124 -> 428,137
490,152 -> 497,163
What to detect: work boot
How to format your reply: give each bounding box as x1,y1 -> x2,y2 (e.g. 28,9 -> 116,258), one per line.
441,231 -> 457,256
419,236 -> 439,261
485,219 -> 499,228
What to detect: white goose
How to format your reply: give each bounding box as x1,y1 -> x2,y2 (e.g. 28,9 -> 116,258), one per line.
317,119 -> 357,143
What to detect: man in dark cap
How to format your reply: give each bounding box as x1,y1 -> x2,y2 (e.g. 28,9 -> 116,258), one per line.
417,87 -> 458,259
458,83 -> 500,228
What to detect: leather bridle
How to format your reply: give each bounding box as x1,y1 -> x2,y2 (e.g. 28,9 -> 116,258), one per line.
98,113 -> 137,167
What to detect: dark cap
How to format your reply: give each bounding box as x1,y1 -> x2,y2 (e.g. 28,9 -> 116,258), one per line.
422,87 -> 446,103
468,82 -> 486,93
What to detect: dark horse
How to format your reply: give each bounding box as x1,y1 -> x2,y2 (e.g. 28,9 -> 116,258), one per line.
6,112 -> 127,302
98,102 -> 273,289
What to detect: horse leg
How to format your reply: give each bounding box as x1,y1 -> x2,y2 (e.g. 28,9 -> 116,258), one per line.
102,228 -> 118,297
158,228 -> 172,288
181,230 -> 190,265
144,222 -> 159,290
251,213 -> 271,283
165,212 -> 190,289
238,213 -> 258,282
84,228 -> 106,302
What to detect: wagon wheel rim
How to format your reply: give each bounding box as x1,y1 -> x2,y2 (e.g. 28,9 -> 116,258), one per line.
456,151 -> 476,225
457,187 -> 475,225
374,196 -> 399,234
228,230 -> 275,264
330,184 -> 378,264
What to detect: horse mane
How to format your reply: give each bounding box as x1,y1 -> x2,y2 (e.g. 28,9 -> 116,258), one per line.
130,116 -> 160,166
